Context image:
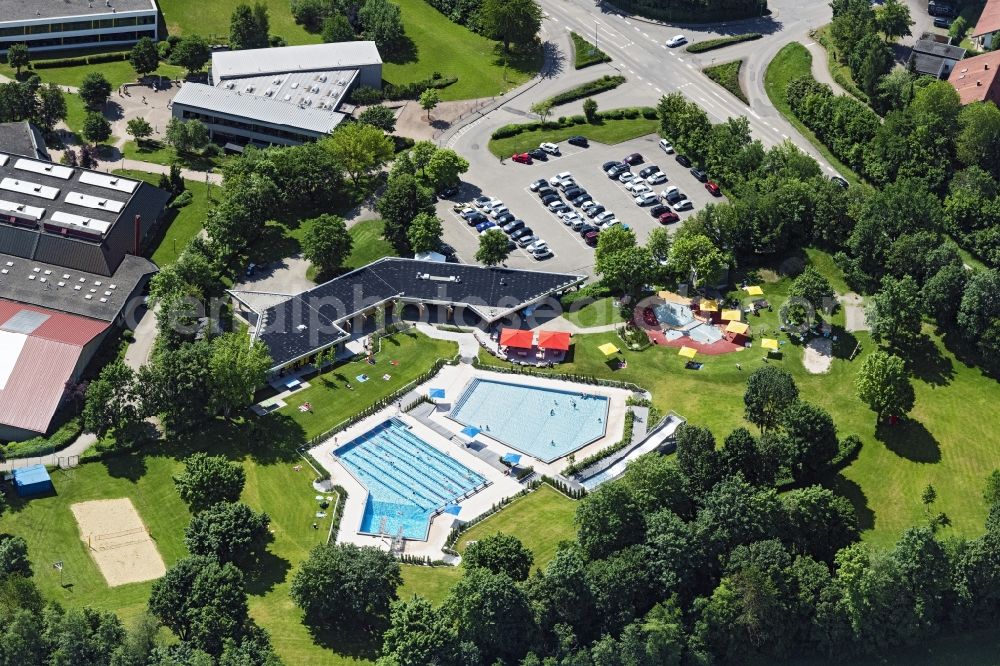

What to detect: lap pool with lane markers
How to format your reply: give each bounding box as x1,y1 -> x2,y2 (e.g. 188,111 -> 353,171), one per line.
449,378 -> 610,463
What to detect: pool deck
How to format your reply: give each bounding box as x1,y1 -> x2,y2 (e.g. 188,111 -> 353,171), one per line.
307,364 -> 634,559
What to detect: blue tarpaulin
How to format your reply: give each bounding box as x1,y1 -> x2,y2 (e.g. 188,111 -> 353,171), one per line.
428,388 -> 446,399
460,426 -> 481,438
443,505 -> 462,516
12,464 -> 52,498
501,453 -> 522,465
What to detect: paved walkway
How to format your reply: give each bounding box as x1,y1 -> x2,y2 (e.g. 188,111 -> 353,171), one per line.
803,38 -> 848,97
1,433 -> 97,472
414,322 -> 480,360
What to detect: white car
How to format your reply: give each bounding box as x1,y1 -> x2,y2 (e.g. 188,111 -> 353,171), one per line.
672,199 -> 694,211
491,206 -> 509,219
647,172 -> 668,185
595,211 -> 616,223
580,200 -> 598,212
628,180 -> 651,194
618,172 -> 636,184
600,218 -> 619,230
569,217 -> 587,230
527,239 -> 548,252
659,138 -> 674,153
532,247 -> 553,260
635,192 -> 659,206
562,213 -> 581,225
540,142 -> 561,155
661,186 -> 680,200
549,171 -> 572,186
666,35 -> 687,48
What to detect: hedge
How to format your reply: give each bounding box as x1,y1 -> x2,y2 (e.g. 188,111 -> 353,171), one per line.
491,106 -> 657,140
607,0 -> 768,23
570,32 -> 612,69
351,73 -> 458,104
685,33 -> 762,54
3,415 -> 83,459
547,75 -> 626,107
31,52 -> 129,69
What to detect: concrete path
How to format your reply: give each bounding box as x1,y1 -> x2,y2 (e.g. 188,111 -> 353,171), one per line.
414,322 -> 479,360
1,432 -> 97,472
123,304 -> 158,371
803,38 -> 849,97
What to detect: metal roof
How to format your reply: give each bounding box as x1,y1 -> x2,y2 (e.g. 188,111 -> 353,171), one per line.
211,42 -> 382,80
173,83 -> 347,136
0,123 -> 50,161
0,0 -> 157,22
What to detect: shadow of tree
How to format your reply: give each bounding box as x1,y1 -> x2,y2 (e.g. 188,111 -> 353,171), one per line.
898,334 -> 954,386
250,224 -> 301,265
831,328 -> 858,359
244,547 -> 292,597
103,449 -> 150,482
823,473 -> 875,532
876,418 -> 941,463
383,36 -> 418,65
307,621 -> 383,661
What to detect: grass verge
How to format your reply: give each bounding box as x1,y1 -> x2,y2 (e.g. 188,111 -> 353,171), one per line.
122,140 -> 225,172
570,32 -> 612,68
685,33 -> 761,53
158,0 -> 318,45
563,297 -> 626,328
703,59 -> 748,104
545,75 -> 626,107
345,219 -> 398,269
763,43 -> 864,187
488,116 -> 658,157
1,57 -> 185,89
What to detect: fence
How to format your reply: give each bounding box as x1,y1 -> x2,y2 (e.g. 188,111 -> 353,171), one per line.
89,527 -> 148,551
471,355 -> 651,396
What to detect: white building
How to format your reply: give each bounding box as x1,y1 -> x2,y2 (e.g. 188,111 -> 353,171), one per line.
0,0 -> 159,55
170,42 -> 383,147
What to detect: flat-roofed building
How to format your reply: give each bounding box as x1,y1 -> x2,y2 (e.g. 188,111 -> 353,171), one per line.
170,41 -> 382,147
0,0 -> 159,55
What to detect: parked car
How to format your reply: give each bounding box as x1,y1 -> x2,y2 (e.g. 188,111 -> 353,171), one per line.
540,193 -> 560,205
647,172 -> 668,185
627,181 -> 651,194
579,224 -> 598,237
572,193 -> 593,207
529,148 -> 548,161
595,210 -> 616,223
466,212 -> 487,226
438,184 -> 459,198
584,231 -> 600,247
473,195 -> 491,208
549,202 -> 570,214
600,218 -> 619,230
568,135 -> 589,147
831,175 -> 850,189
512,153 -> 532,164
675,154 -> 692,167
658,210 -> 680,224
530,178 -> 548,191
581,200 -> 599,212
705,180 -> 721,196
690,167 -> 708,182
586,204 -> 606,218
516,234 -> 538,247
659,138 -> 674,153
933,16 -> 953,27
639,165 -> 660,179
666,34 -> 687,47
623,152 -> 644,165
558,179 -> 578,191
928,1 -> 954,16
540,142 -> 561,155
569,217 -> 587,230
512,227 -> 533,239
527,238 -> 548,252
532,247 -> 553,260
549,171 -> 572,186
618,172 -> 637,185
490,206 -> 509,219
485,198 -> 504,212
606,164 -> 628,178
563,187 -> 584,200
650,203 -> 671,218
661,186 -> 682,202
537,186 -> 556,198
635,192 -> 659,206
459,207 -> 478,220
672,199 -> 694,211
475,220 -> 496,232
503,219 -> 525,234
496,212 -> 515,225
562,212 -> 581,225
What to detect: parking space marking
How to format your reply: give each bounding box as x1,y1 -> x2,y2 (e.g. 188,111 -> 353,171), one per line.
448,207 -> 532,259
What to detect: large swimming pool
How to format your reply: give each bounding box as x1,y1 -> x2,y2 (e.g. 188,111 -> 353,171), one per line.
450,378 -> 609,463
334,418 -> 487,540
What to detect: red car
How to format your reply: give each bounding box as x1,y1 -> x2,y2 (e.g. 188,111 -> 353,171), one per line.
512,153 -> 533,164
584,231 -> 600,247
658,211 -> 679,224
705,180 -> 721,196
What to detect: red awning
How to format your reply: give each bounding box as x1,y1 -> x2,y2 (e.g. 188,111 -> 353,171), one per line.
499,328 -> 534,349
537,330 -> 571,351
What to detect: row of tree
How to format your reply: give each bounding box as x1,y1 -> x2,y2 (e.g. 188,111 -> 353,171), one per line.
828,0 -> 913,103
290,0 -> 406,52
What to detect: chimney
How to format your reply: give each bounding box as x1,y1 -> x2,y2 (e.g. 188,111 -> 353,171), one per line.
986,63 -> 991,70
133,214 -> 141,255
978,81 -> 983,86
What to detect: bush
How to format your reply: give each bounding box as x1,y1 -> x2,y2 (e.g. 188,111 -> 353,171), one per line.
31,52 -> 129,69
685,33 -> 762,53
4,416 -> 83,459
170,190 -> 194,208
546,75 -> 626,107
350,85 -> 383,105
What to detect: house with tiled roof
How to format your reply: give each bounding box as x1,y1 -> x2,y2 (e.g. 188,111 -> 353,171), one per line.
947,51 -> 1000,105
972,0 -> 1000,50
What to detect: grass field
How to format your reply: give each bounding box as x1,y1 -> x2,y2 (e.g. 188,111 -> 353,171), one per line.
488,116 -> 659,157
280,330 -> 458,440
563,297 -> 626,328
763,43 -> 863,187
570,32 -> 612,69
383,0 -> 541,100
122,140 -> 226,172
114,170 -> 212,267
158,0 -> 319,44
703,60 -> 748,104
345,219 -> 398,269
0,57 -> 185,90
398,484 -> 579,603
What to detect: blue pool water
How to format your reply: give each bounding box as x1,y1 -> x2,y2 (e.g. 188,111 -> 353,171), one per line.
450,379 -> 609,463
334,419 -> 486,540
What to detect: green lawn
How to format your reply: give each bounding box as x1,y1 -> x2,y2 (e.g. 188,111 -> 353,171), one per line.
488,116 -> 659,157
158,0 -> 319,45
280,330 -> 458,440
763,43 -> 864,187
570,32 -> 612,69
563,297 -> 625,328
703,60 -> 748,104
399,484 -> 578,604
383,0 -> 541,100
63,92 -> 88,135
122,140 -> 226,172
346,219 -> 398,270
114,169 -> 212,267
1,57 -> 185,89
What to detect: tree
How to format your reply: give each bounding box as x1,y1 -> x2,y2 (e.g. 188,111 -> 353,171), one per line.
575,482 -> 643,559
876,0 -> 914,41
476,228 -> 512,266
357,104 -> 397,132
674,424 -> 721,497
984,470 -> 1000,507
743,366 -> 799,432
148,556 -> 249,656
291,0 -> 332,31
406,212 -> 443,254
419,88 -> 440,121
583,98 -> 598,123
301,214 -> 353,277
922,264 -> 967,327
209,333 -> 272,417
290,543 -> 401,629
780,400 -> 839,483
322,15 -> 356,43
719,427 -> 778,487
865,275 -> 923,347
126,117 -> 153,144
323,121 -> 394,186
480,0 -> 543,52
34,83 -> 67,132
957,269 -> 1000,341
781,486 -> 859,562
82,360 -> 141,441
172,35 -> 211,75
81,111 -> 111,145
173,453 -> 246,511
666,233 -> 729,288
6,43 -> 28,77
45,606 -> 128,666
788,267 -> 835,313
646,227 -> 672,264
379,596 -> 458,666
425,148 -> 469,189
129,37 -> 160,79
530,99 -> 553,123
358,0 -> 404,51
445,568 -> 536,663
140,339 -> 215,429
598,245 -> 655,296
79,72 -> 111,111
229,3 -> 270,50
618,451 -> 690,516
855,350 -> 914,422
850,33 -> 894,100
165,117 -> 210,154
463,533 -> 534,581
185,502 -> 270,564
0,535 -> 31,579
378,173 -> 434,252
956,102 -> 1000,179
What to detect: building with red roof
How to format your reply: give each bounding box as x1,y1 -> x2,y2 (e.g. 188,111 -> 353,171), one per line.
972,0 -> 1000,50
0,298 -> 109,441
948,51 -> 1000,106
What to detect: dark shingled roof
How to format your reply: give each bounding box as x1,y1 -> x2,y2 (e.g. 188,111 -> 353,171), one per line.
0,0 -> 157,22
0,123 -> 49,161
232,258 -> 586,368
908,39 -> 967,78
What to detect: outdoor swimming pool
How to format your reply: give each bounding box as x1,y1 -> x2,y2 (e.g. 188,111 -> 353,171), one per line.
450,379 -> 609,463
334,418 -> 487,540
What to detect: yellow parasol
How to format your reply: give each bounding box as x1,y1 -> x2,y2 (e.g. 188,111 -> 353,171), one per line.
598,342 -> 620,356
678,346 -> 698,359
699,299 -> 719,312
721,308 -> 742,321
761,338 -> 779,350
745,285 -> 764,296
725,321 -> 750,335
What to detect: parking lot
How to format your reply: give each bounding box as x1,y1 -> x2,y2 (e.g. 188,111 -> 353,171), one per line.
436,134 -> 725,275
